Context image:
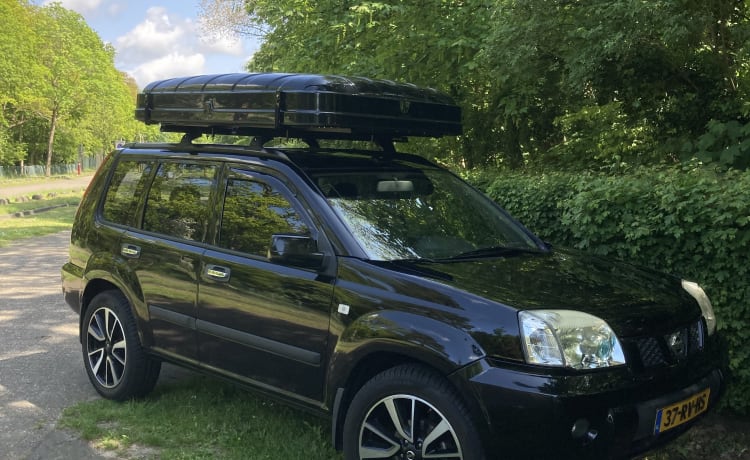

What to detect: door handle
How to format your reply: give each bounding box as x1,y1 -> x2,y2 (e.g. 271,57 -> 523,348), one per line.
205,264 -> 231,282
121,244 -> 141,258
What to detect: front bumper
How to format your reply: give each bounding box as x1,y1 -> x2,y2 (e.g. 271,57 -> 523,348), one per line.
454,359 -> 724,460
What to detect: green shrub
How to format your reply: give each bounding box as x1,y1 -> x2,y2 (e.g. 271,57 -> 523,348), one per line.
470,166 -> 750,415
483,171 -> 576,246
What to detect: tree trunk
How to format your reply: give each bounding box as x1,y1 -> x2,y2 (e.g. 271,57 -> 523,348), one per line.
46,107 -> 58,177
505,118 -> 524,170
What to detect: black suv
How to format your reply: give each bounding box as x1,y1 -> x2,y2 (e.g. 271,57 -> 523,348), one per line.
62,73 -> 724,460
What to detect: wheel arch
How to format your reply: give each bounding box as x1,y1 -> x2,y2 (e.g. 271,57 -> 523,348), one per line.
80,286 -> 162,400
330,351 -> 433,451
328,309 -> 490,451
80,271 -> 150,347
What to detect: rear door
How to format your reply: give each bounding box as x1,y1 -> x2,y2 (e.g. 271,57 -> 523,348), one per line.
197,166 -> 335,402
120,160 -> 218,362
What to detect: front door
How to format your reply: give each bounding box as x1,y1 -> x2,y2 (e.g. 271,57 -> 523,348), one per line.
197,168 -> 334,402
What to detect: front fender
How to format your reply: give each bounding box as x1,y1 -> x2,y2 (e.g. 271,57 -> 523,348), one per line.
328,309 -> 486,394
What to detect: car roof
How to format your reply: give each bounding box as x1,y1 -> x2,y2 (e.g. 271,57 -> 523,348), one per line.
279,148 -> 439,172
119,142 -> 440,174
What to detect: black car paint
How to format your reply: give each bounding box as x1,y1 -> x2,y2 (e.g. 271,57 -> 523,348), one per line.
62,145 -> 724,459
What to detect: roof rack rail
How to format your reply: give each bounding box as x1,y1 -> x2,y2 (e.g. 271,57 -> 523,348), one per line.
135,73 -> 462,145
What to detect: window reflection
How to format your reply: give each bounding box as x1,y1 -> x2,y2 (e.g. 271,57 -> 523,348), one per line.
219,177 -> 309,257
143,162 -> 217,241
315,170 -> 537,260
102,160 -> 153,227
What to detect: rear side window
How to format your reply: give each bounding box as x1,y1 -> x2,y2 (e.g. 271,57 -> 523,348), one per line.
218,174 -> 310,257
143,162 -> 218,241
102,160 -> 153,226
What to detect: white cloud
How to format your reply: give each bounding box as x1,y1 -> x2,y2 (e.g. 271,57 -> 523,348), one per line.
114,6 -> 251,87
43,0 -> 102,12
130,53 -> 207,88
116,7 -> 190,63
198,34 -> 246,57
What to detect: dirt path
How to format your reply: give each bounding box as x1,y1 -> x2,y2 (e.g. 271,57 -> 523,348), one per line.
0,175 -> 94,199
0,231 -> 103,459
0,231 -> 191,459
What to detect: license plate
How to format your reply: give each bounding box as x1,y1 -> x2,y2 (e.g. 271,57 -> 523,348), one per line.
654,388 -> 710,434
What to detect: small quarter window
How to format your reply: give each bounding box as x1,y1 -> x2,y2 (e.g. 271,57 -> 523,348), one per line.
102,160 -> 153,226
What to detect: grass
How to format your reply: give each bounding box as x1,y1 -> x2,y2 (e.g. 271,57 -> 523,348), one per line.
0,179 -> 84,246
0,204 -> 79,246
2,192 -> 82,214
59,376 -> 342,460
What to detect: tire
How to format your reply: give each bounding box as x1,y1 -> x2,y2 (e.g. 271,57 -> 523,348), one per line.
81,290 -> 161,401
343,364 -> 485,460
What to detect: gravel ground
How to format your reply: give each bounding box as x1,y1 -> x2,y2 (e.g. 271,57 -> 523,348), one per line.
0,231 -> 103,460
0,230 -> 191,460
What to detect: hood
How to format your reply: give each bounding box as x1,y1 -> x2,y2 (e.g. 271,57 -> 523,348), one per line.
389,248 -> 700,338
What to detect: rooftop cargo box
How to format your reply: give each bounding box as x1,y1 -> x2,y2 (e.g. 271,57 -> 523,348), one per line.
135,73 -> 462,140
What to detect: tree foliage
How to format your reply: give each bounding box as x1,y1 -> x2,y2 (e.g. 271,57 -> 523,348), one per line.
196,0 -> 750,415
0,0 -> 37,165
200,0 -> 750,170
483,0 -> 749,170
0,1 -> 155,173
201,0 -> 491,165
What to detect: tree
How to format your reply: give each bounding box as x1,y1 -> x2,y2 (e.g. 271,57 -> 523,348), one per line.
30,4 -> 110,175
0,0 -> 39,166
0,1 -> 151,172
201,0 -> 750,170
201,0 -> 493,166
198,0 -> 267,38
480,0 -> 750,169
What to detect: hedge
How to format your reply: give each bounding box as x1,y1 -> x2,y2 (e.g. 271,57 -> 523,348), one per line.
468,166 -> 750,415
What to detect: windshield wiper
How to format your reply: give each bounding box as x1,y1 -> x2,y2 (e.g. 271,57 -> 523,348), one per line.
390,256 -> 438,264
444,246 -> 541,261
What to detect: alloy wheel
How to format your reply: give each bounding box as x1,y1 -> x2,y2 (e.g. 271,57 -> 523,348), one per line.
359,394 -> 463,459
86,307 -> 127,388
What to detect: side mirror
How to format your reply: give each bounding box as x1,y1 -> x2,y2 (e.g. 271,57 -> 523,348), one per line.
268,234 -> 325,269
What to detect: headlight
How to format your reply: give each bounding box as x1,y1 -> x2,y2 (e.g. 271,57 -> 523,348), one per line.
682,280 -> 716,336
519,310 -> 626,369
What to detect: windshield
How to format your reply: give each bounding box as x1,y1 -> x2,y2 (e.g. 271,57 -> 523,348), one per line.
313,168 -> 541,261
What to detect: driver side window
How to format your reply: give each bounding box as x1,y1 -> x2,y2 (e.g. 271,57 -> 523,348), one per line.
218,174 -> 310,257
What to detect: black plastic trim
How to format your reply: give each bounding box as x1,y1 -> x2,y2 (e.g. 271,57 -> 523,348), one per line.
196,320 -> 321,366
149,305 -> 196,330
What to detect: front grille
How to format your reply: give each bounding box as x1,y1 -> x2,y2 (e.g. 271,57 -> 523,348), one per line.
627,319 -> 705,370
635,337 -> 669,367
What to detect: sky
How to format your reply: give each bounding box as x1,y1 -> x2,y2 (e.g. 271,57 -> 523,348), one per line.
38,0 -> 260,89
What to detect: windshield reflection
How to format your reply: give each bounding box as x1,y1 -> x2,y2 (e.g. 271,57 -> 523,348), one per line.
314,169 -> 539,261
